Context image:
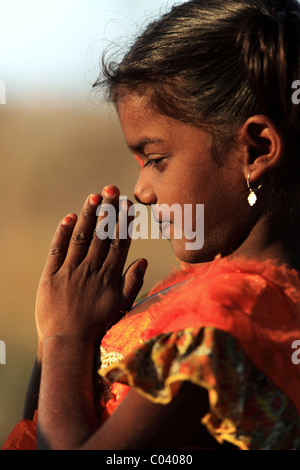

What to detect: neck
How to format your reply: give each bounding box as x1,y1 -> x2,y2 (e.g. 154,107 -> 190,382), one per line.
229,210 -> 300,272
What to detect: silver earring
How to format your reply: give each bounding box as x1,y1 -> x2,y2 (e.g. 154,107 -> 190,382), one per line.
247,173 -> 262,207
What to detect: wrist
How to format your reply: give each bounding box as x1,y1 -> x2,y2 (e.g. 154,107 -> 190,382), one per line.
38,334 -> 99,449
42,333 -> 96,355
41,334 -> 98,397
42,326 -> 106,347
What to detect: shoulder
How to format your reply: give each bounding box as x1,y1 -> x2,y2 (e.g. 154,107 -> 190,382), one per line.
142,255 -> 300,340
100,255 -> 300,421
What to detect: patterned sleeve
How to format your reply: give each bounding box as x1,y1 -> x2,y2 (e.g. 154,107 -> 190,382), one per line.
99,327 -> 300,450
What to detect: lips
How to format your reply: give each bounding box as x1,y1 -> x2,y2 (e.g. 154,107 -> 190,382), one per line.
151,204 -> 173,224
156,215 -> 172,239
151,204 -> 179,240
160,221 -> 171,238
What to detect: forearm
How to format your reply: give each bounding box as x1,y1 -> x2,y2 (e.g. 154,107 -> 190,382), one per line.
23,358 -> 41,420
37,335 -> 100,450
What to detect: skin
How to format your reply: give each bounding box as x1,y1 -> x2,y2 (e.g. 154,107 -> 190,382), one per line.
30,93 -> 299,450
118,94 -> 296,267
35,190 -> 210,450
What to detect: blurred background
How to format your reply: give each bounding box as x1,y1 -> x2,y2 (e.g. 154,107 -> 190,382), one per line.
0,0 -> 185,446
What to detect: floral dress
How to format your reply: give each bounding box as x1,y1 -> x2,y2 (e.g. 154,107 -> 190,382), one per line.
98,256 -> 300,450
3,256 -> 300,450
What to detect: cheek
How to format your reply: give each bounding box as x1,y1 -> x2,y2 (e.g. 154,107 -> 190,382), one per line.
173,162 -> 212,201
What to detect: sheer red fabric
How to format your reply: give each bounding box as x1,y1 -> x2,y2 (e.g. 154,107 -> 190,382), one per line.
2,411 -> 37,450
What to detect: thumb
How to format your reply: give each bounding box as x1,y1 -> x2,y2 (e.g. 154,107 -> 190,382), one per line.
120,258 -> 148,313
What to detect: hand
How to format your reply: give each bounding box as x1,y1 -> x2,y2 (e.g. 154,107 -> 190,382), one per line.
35,186 -> 147,347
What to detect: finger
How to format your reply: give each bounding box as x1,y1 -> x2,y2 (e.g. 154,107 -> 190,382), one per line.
43,213 -> 77,276
100,197 -> 135,281
63,193 -> 102,267
119,258 -> 148,312
86,185 -> 121,266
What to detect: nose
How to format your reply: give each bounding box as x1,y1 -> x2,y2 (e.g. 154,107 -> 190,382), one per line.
134,171 -> 157,205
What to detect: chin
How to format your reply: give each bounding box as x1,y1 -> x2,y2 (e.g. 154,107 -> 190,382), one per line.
170,239 -> 218,265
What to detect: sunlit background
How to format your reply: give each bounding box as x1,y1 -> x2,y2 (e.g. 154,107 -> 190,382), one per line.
0,0 -> 185,446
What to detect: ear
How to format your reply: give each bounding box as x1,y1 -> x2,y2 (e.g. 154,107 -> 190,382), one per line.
239,115 -> 285,183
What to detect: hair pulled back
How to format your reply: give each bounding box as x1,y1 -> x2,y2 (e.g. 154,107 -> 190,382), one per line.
95,0 -> 300,138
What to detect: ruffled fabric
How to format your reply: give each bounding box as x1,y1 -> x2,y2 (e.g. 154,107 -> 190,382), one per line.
100,327 -> 300,450
146,257 -> 300,413
100,256 -> 300,414
3,255 -> 300,450
2,411 -> 37,450
98,255 -> 300,449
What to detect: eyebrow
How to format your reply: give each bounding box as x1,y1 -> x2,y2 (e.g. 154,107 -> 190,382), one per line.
128,139 -> 165,154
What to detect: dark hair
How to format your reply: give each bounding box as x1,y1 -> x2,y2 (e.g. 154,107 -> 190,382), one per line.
94,0 -> 300,207
95,0 -> 300,131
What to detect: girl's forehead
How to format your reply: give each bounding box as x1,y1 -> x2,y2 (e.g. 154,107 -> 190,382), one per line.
118,95 -> 170,138
117,91 -> 215,152
117,92 -> 152,116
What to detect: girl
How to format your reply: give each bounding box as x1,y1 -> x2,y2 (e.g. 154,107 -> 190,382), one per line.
3,0 -> 300,450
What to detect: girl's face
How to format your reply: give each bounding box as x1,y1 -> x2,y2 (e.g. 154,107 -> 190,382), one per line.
118,93 -> 253,263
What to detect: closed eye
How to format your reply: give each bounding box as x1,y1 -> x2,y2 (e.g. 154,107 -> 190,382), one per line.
143,157 -> 168,171
144,158 -> 163,167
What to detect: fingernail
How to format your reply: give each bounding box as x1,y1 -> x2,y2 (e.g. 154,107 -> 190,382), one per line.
89,194 -> 101,206
62,216 -> 72,226
138,259 -> 148,275
103,186 -> 116,199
